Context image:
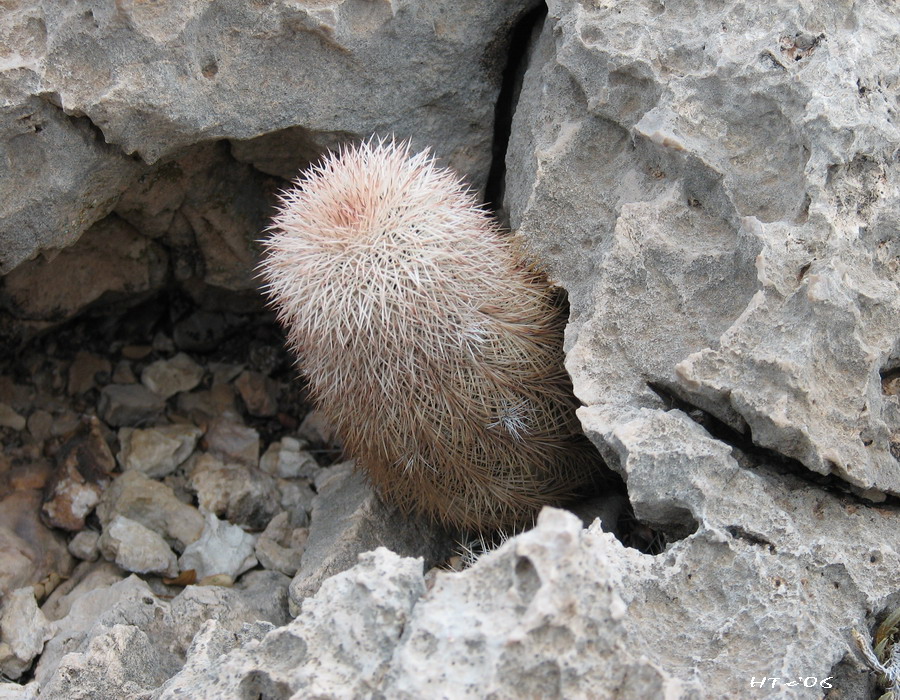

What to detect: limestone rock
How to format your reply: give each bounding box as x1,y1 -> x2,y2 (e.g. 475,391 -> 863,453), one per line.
233,369 -> 277,417
141,353 -> 205,400
154,548 -> 425,699
0,490 -> 74,597
41,416 -> 116,531
255,512 -> 308,577
39,624 -> 171,700
505,0 -> 900,498
0,403 -> 26,431
96,470 -> 204,551
203,417 -> 259,468
0,588 -> 55,680
287,462 -> 452,613
35,568 -> 290,691
117,424 -> 203,478
259,437 -> 320,480
98,515 -> 179,578
67,351 -> 111,395
177,512 -> 258,581
188,454 -> 279,531
98,383 -> 167,428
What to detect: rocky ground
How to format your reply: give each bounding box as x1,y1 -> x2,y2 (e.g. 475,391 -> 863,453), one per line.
2,0 -> 900,698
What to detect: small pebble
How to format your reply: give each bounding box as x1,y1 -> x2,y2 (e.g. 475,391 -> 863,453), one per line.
0,403 -> 26,431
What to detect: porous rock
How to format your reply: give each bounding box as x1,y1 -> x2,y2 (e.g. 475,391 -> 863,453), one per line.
35,569 -> 290,691
39,623 -> 171,700
287,461 -> 452,613
154,548 -> 425,699
490,3 -> 900,691
506,0 -> 900,496
1,0 -> 532,309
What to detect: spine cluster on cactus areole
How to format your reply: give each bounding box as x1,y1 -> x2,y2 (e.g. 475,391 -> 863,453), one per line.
259,138 -> 600,532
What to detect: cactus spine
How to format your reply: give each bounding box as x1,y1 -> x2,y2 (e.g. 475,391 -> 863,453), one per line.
260,139 -> 599,531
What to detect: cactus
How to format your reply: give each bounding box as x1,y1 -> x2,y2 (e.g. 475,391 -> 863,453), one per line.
260,139 -> 600,531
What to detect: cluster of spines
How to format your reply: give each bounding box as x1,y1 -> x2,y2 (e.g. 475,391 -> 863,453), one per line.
261,139 -> 600,532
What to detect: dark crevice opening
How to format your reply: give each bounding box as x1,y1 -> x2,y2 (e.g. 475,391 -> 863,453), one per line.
646,381 -> 900,510
484,3 -> 547,212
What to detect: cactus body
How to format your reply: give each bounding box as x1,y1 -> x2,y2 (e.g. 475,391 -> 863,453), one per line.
261,140 -> 599,531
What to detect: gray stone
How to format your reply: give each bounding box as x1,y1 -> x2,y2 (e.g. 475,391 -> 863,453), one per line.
96,470 -> 204,552
0,588 -> 55,680
1,0 -> 531,282
177,512 -> 257,581
259,437 -> 320,480
288,461 -> 452,613
97,384 -> 167,428
0,681 -> 39,700
35,568 -> 290,691
0,403 -> 25,431
203,417 -> 259,468
154,549 -> 424,700
41,416 -> 116,531
381,509 -> 703,699
506,0 -> 900,499
98,515 -> 178,578
255,512 -> 308,577
233,370 -> 278,417
0,490 -> 74,598
117,424 -> 203,478
67,351 -> 112,395
67,529 -> 100,562
0,216 -> 166,336
39,624 -> 170,700
141,353 -> 205,400
188,454 -> 280,531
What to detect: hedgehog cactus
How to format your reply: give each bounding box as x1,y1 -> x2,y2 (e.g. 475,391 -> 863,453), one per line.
260,139 -> 600,531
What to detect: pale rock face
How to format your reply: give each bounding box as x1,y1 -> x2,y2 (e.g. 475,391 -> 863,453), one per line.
500,0 -> 900,695
0,0 -> 536,274
506,0 -> 900,497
